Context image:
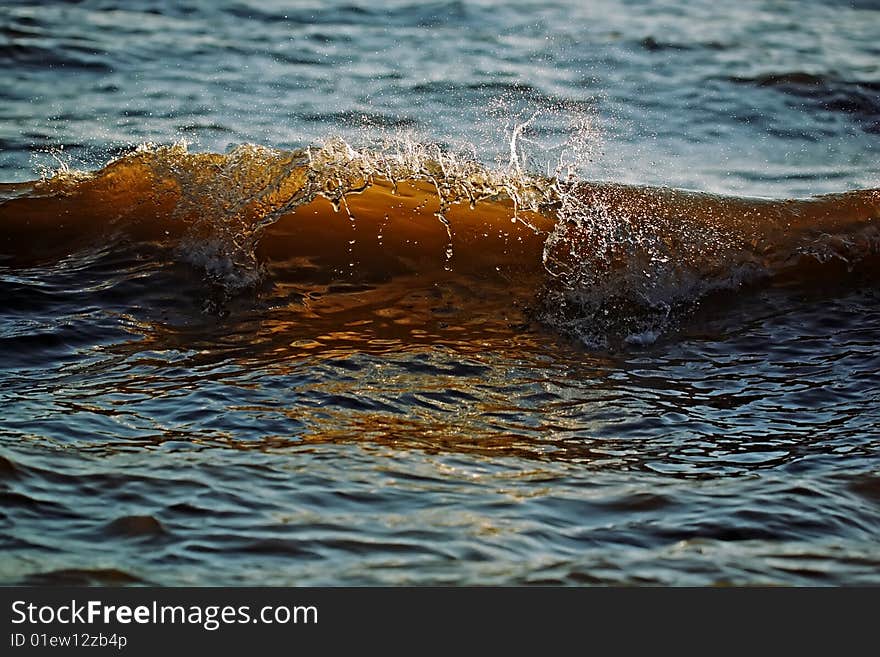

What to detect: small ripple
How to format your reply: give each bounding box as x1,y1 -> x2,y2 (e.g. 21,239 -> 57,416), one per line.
103,514 -> 169,540
0,454 -> 22,480
847,472 -> 880,506
0,42 -> 112,72
21,568 -> 145,586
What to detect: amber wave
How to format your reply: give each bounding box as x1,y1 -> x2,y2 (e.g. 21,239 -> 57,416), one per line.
0,141 -> 877,343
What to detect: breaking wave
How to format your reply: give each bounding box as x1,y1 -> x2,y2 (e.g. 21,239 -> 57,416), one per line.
1,137 -> 877,347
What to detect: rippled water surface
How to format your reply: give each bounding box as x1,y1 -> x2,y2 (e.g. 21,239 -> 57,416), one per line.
1,0 -> 879,585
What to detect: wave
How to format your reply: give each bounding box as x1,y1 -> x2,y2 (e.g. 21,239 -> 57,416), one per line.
0,139 -> 877,346
728,72 -> 880,133
0,42 -> 112,72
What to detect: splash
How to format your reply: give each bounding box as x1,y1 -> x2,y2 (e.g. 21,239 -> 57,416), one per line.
117,136 -> 557,289
542,182 -> 879,345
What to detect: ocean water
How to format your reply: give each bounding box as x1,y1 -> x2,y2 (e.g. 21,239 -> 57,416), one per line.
1,0 -> 879,585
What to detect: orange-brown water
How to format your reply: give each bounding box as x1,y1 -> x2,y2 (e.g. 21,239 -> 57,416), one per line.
3,142 -> 876,347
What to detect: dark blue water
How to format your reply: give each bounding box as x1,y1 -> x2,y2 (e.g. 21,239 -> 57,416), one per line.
1,0 -> 878,585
